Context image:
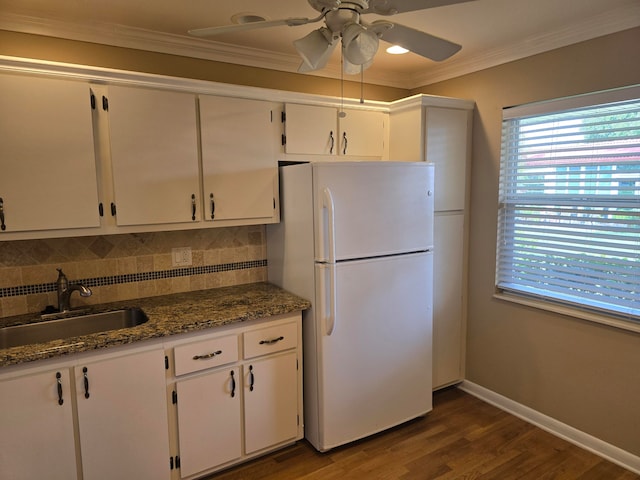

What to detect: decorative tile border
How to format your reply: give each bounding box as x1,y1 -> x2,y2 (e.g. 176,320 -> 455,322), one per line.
0,260 -> 267,298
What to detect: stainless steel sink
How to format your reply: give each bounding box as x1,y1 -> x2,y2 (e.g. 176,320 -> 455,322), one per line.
0,308 -> 148,349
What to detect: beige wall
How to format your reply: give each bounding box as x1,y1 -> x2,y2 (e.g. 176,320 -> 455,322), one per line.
415,27 -> 640,456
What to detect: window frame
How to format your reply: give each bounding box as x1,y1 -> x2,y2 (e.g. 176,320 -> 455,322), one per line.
495,85 -> 640,333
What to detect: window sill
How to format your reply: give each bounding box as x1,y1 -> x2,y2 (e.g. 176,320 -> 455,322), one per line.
493,292 -> 640,334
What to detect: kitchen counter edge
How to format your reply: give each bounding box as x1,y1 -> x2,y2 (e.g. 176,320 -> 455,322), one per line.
0,282 -> 311,368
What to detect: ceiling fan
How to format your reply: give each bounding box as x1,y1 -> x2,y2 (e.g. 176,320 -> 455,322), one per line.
189,0 -> 474,74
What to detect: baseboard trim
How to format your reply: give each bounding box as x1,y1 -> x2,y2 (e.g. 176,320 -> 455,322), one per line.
458,381 -> 640,475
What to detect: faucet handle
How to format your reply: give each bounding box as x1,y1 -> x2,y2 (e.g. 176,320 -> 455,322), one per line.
56,268 -> 69,288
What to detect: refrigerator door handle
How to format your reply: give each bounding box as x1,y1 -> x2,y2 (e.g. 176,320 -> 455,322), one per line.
322,187 -> 336,264
316,263 -> 336,336
318,264 -> 337,336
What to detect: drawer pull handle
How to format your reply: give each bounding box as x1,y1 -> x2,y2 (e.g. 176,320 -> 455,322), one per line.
259,336 -> 284,345
56,372 -> 64,406
230,371 -> 236,398
193,350 -> 222,360
249,365 -> 255,391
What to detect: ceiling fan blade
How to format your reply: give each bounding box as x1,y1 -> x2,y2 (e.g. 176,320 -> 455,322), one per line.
377,21 -> 461,61
364,0 -> 476,15
188,17 -> 314,37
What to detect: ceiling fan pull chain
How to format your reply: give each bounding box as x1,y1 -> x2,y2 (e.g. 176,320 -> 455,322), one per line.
339,48 -> 346,118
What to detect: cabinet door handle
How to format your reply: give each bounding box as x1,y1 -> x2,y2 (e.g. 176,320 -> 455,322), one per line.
329,131 -> 334,154
259,336 -> 284,345
249,365 -> 255,392
230,370 -> 236,398
342,131 -> 348,155
191,194 -> 196,221
0,197 -> 5,231
82,367 -> 90,399
56,372 -> 64,406
192,350 -> 222,360
209,193 -> 215,220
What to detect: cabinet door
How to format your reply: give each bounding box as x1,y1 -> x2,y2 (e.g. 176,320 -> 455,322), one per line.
425,107 -> 469,211
433,213 -> 465,389
200,96 -> 279,223
244,352 -> 298,454
0,369 -> 77,480
176,368 -> 241,477
75,349 -> 170,480
0,74 -> 100,233
107,85 -> 200,226
284,103 -> 337,155
339,109 -> 385,157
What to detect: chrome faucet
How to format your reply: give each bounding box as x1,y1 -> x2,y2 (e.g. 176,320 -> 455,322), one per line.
56,268 -> 92,313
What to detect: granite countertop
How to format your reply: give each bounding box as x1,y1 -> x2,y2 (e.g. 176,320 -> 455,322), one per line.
0,282 -> 311,368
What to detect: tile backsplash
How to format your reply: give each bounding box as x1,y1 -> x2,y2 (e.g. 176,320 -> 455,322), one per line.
0,226 -> 267,318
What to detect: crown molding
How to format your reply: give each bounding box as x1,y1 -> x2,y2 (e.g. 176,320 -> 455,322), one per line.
1,4 -> 639,90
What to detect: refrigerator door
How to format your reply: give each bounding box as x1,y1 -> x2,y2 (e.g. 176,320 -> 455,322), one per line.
313,252 -> 433,451
313,162 -> 434,263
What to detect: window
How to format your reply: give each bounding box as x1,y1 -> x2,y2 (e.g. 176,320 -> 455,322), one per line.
496,86 -> 640,323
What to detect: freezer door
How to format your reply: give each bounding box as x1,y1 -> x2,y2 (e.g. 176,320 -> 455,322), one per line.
313,162 -> 434,262
313,252 -> 433,451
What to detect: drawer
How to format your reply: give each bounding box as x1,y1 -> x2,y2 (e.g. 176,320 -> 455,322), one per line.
243,322 -> 298,360
174,334 -> 239,376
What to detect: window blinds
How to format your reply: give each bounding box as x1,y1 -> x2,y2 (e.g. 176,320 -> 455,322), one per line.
497,88 -> 640,321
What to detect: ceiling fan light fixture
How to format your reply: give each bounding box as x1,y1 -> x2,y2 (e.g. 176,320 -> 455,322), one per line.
342,23 -> 379,65
294,27 -> 337,71
343,56 -> 373,75
386,45 -> 409,54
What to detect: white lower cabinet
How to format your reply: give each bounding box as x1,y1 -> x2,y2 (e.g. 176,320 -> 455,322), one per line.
433,214 -> 465,389
0,369 -> 78,480
169,314 -> 303,479
75,349 -> 171,480
176,367 -> 242,477
243,352 -> 299,455
0,347 -> 171,480
0,314 -> 302,480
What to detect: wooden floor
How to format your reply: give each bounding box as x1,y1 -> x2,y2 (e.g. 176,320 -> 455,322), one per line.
206,387 -> 638,480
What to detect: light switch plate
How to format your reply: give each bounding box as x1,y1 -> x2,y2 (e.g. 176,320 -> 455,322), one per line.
172,247 -> 192,267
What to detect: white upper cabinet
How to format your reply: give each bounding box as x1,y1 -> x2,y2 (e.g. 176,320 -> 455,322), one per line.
425,107 -> 470,212
284,104 -> 337,155
106,85 -> 201,227
199,96 -> 280,225
284,103 -> 385,158
338,108 -> 385,157
389,100 -> 472,212
0,74 -> 100,234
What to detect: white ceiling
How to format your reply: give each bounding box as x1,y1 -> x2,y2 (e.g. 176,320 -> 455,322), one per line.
1,0 -> 639,89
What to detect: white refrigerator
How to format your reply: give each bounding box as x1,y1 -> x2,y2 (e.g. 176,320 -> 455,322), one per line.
267,161 -> 434,452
